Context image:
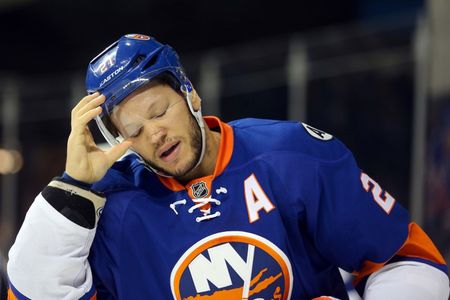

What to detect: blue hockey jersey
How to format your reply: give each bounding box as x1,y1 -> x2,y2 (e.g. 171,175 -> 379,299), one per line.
8,117 -> 448,300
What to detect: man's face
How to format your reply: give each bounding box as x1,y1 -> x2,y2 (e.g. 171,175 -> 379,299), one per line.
111,83 -> 202,177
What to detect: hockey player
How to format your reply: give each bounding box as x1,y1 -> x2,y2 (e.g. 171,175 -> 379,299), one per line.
7,34 -> 450,299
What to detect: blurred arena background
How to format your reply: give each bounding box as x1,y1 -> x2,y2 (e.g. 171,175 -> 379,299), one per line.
0,0 -> 449,298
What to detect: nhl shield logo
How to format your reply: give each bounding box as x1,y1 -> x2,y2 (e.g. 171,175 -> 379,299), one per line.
191,182 -> 209,198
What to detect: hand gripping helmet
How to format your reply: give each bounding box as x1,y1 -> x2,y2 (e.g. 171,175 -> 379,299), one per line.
85,34 -> 205,177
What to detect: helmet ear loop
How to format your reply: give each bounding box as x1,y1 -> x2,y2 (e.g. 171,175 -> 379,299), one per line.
95,114 -> 140,157
95,115 -> 120,146
181,83 -> 197,108
181,84 -> 204,126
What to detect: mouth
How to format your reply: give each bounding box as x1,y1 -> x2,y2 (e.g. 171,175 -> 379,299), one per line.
158,141 -> 181,162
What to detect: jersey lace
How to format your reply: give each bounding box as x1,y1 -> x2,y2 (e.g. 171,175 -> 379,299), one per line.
188,197 -> 221,222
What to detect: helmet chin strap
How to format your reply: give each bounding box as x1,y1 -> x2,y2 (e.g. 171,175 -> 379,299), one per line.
184,88 -> 207,170
140,86 -> 206,178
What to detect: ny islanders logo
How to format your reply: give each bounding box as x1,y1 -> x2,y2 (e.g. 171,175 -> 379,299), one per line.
170,231 -> 293,300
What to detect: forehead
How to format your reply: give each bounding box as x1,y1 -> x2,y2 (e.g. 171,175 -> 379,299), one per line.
115,83 -> 180,115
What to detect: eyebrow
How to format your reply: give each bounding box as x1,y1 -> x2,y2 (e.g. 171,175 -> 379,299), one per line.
145,101 -> 161,116
120,100 -> 163,131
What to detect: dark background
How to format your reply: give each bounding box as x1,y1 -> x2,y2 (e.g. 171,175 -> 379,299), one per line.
0,0 -> 422,72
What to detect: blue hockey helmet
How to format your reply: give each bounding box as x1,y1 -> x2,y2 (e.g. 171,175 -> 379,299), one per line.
85,34 -> 205,176
86,34 -> 193,110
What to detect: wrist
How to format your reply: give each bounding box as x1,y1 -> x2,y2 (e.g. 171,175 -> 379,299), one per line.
61,172 -> 93,190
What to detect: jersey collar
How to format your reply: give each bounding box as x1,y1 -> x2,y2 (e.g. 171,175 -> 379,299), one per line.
158,116 -> 234,196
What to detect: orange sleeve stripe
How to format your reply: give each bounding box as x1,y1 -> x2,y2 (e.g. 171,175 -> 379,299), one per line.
7,288 -> 18,300
396,222 -> 446,264
353,222 -> 447,285
90,292 -> 97,300
352,260 -> 385,286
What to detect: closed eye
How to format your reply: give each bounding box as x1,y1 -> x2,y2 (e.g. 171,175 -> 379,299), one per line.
154,109 -> 167,118
129,127 -> 143,138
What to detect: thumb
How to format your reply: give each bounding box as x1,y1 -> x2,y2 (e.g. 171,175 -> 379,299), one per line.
105,140 -> 133,166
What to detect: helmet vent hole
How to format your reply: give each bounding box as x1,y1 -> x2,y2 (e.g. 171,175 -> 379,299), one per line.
132,55 -> 146,68
142,53 -> 160,71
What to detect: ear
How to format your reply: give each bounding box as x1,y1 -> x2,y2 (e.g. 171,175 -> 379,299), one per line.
190,89 -> 202,112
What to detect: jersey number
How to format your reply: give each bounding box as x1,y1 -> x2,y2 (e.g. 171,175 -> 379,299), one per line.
360,173 -> 396,214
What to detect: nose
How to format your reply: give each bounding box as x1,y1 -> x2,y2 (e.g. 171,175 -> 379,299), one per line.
145,123 -> 167,144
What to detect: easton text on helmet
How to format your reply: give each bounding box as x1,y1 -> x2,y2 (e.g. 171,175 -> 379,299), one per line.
100,66 -> 125,87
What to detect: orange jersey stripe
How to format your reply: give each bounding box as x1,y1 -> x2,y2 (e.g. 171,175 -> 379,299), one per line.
396,222 -> 446,264
353,222 -> 446,285
7,288 -> 18,300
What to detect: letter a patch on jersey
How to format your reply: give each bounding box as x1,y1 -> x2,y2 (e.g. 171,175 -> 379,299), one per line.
244,174 -> 275,223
